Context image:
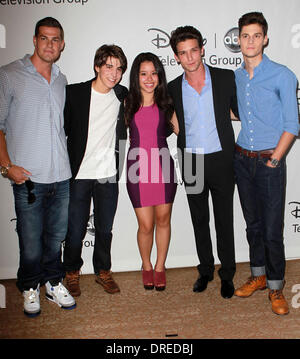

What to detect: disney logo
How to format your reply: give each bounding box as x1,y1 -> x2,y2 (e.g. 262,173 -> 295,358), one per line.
148,28 -> 170,49
148,28 -> 207,49
289,201 -> 300,219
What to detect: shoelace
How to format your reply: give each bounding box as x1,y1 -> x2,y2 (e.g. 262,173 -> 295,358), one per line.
56,283 -> 70,297
67,272 -> 80,285
245,276 -> 261,285
25,289 -> 38,303
100,272 -> 114,284
269,290 -> 283,300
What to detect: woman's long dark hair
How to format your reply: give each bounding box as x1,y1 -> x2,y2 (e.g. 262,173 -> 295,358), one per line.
124,52 -> 174,127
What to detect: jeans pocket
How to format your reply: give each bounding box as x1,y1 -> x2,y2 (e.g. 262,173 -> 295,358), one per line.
259,157 -> 281,169
13,183 -> 30,207
233,151 -> 246,171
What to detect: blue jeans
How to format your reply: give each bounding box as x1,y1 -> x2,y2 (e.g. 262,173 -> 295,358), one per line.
63,179 -> 118,274
234,150 -> 286,290
13,180 -> 69,292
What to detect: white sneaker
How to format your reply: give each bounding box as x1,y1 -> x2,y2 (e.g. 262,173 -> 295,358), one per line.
45,281 -> 76,310
23,285 -> 41,317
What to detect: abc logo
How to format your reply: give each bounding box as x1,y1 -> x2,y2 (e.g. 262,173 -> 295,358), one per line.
224,27 -> 240,53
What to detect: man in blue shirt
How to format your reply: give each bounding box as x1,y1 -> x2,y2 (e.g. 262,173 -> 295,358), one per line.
168,26 -> 238,299
0,17 -> 76,317
234,12 -> 299,315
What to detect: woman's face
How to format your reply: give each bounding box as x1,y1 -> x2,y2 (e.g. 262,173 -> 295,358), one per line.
138,61 -> 159,97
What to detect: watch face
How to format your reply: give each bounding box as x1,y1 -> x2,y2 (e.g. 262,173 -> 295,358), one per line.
1,166 -> 8,177
271,158 -> 279,167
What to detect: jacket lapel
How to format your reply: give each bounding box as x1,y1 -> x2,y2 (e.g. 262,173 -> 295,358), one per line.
207,65 -> 220,127
83,79 -> 93,120
172,75 -> 186,146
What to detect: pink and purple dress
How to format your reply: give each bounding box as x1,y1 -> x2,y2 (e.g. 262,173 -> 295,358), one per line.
126,105 -> 177,208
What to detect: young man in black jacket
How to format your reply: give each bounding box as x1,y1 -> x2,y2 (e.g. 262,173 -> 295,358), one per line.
168,26 -> 238,299
63,45 -> 128,297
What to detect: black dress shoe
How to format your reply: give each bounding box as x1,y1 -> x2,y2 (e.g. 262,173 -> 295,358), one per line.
193,275 -> 213,292
221,280 -> 235,299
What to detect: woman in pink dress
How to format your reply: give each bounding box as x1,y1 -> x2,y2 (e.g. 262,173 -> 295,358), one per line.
125,53 -> 177,291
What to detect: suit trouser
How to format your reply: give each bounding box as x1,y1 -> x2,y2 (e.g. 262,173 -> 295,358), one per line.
185,151 -> 236,281
63,179 -> 118,274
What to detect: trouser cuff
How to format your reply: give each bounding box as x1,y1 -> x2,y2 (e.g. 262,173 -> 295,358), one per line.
250,266 -> 265,277
267,279 -> 285,290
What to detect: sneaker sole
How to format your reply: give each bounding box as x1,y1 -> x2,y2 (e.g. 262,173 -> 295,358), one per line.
24,309 -> 41,317
45,293 -> 76,310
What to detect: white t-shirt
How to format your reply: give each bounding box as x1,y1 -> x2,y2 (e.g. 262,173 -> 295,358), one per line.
76,88 -> 120,179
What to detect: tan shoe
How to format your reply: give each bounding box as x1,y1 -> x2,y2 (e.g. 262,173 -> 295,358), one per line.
95,270 -> 120,294
65,270 -> 81,297
269,289 -> 289,315
235,275 -> 267,297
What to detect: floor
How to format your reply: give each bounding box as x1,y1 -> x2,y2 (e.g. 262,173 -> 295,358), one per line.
1,260 -> 300,339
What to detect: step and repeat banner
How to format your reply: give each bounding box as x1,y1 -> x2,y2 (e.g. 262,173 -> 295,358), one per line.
0,0 -> 300,278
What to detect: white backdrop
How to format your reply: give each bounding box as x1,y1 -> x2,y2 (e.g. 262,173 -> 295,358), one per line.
0,0 -> 300,279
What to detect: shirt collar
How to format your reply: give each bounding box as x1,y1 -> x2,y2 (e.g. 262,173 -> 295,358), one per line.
21,54 -> 60,78
21,54 -> 35,70
241,54 -> 270,76
182,63 -> 210,85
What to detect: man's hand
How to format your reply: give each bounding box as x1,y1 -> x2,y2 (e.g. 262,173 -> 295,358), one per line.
7,165 -> 32,184
266,160 -> 277,168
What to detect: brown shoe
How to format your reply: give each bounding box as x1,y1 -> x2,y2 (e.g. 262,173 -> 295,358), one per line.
269,289 -> 289,315
95,270 -> 120,294
235,275 -> 267,297
65,270 -> 81,297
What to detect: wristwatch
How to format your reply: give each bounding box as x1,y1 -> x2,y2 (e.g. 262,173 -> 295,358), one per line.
270,158 -> 279,167
0,163 -> 12,178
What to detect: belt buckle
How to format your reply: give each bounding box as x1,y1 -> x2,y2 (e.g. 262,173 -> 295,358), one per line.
245,149 -> 253,157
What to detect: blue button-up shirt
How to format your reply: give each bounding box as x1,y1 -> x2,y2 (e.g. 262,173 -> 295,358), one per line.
235,54 -> 299,151
0,54 -> 71,183
182,64 -> 221,154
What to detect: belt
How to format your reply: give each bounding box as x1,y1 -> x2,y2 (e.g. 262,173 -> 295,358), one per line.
235,145 -> 274,159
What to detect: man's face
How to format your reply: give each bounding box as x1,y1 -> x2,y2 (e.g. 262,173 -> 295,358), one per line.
95,57 -> 123,93
239,23 -> 268,60
174,38 -> 204,73
33,26 -> 64,64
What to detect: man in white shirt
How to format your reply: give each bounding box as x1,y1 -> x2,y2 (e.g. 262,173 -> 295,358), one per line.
63,45 -> 128,296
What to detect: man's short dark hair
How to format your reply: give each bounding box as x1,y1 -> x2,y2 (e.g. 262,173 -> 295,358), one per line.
93,44 -> 127,77
170,26 -> 203,55
34,17 -> 64,40
238,12 -> 268,37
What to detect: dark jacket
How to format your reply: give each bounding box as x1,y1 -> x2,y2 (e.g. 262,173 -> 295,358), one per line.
168,65 -> 238,156
168,65 -> 238,180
